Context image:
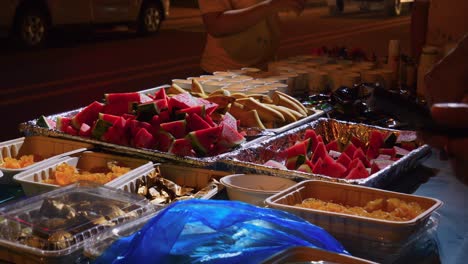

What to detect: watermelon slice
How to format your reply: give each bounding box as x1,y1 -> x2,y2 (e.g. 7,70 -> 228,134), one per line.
217,124 -> 246,149
220,112 -> 238,131
264,160 -> 287,170
368,130 -> 385,151
102,102 -> 133,116
366,147 -> 379,160
286,155 -> 307,170
304,129 -> 317,141
177,105 -> 206,118
197,98 -> 218,116
137,102 -> 158,122
91,119 -> 112,140
285,141 -> 308,159
169,138 -> 195,157
160,120 -> 187,139
312,158 -> 323,174
311,142 -> 327,164
325,139 -> 339,152
79,123 -> 92,137
352,148 -> 371,168
133,128 -> 155,149
71,101 -> 104,129
155,130 -> 175,152
65,125 -> 79,136
319,155 -> 347,178
297,162 -> 313,173
204,114 -> 217,127
154,88 -> 167,100
103,126 -> 130,146
343,143 -> 357,159
56,117 -> 72,132
99,113 -> 120,124
186,113 -> 212,132
336,152 -> 351,168
105,92 -> 148,104
345,160 -> 369,179
188,126 -> 222,156
169,93 -> 199,111
37,115 -> 56,129
122,113 -> 137,120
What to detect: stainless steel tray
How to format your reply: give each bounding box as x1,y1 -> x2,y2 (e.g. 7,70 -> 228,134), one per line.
218,118 -> 431,188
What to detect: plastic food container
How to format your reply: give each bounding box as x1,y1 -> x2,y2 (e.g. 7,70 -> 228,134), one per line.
0,136 -> 92,184
112,164 -> 229,207
220,174 -> 296,206
262,246 -> 376,264
265,180 -> 442,246
13,151 -> 154,196
0,183 -> 154,264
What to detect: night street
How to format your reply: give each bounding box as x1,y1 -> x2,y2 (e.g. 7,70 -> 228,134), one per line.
0,2 -> 411,141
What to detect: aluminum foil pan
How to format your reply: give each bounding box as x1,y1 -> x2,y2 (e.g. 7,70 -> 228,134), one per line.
18,109 -> 219,168
218,118 -> 431,188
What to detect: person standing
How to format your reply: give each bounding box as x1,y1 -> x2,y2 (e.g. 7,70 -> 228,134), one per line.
198,0 -> 306,73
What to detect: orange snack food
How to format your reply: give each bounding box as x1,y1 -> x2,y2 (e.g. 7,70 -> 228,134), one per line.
1,155 -> 36,169
296,197 -> 424,221
44,162 -> 131,186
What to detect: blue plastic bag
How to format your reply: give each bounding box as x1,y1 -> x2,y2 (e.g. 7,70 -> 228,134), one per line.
95,199 -> 348,264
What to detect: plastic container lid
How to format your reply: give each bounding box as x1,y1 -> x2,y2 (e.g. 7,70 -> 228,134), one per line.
0,183 -> 154,259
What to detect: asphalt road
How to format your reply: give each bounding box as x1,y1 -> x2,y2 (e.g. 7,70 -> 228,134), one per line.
0,4 -> 411,141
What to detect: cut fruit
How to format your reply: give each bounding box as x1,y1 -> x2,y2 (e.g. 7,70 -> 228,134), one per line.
187,126 -> 222,156
368,130 -> 385,151
56,117 -> 72,132
134,128 -> 155,149
379,147 -> 396,158
343,143 -> 357,159
155,130 -> 175,152
186,113 -> 212,132
37,115 -> 56,129
177,105 -> 206,118
350,136 -> 366,151
345,160 -> 369,179
325,139 -> 339,152
65,125 -> 79,136
99,113 -> 120,124
71,101 -> 105,129
169,138 -> 195,157
352,148 -> 371,168
311,142 -> 327,164
78,123 -> 92,137
160,120 -> 187,139
319,155 -> 347,178
154,88 -> 167,100
217,124 -> 246,149
91,119 -> 112,140
336,152 -> 351,168
285,141 -> 308,159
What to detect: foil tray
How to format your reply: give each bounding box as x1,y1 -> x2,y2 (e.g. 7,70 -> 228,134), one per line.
18,85 -> 325,169
218,118 -> 431,188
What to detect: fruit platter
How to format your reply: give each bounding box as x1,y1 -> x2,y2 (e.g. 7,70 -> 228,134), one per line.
219,118 -> 431,188
19,84 -> 323,168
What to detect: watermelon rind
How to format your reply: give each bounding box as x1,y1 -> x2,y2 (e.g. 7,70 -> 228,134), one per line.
187,126 -> 221,156
91,119 -> 112,140
72,101 -> 104,129
36,115 -> 55,129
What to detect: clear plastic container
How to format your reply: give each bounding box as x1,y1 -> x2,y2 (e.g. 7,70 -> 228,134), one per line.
0,136 -> 92,183
13,151 -> 154,196
0,182 -> 155,264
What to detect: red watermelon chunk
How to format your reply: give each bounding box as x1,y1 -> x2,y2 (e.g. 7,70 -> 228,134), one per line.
105,92 -> 147,104
297,161 -> 313,173
285,141 -> 308,159
56,117 -> 72,132
325,139 -> 339,152
220,113 -> 238,131
345,160 -> 369,179
197,98 -> 218,116
217,124 -> 246,149
154,88 -> 167,100
312,158 -> 323,174
320,155 -> 347,178
343,143 -> 357,159
72,101 -> 104,129
366,147 -> 379,160
169,138 -> 195,157
65,125 -> 79,136
369,130 -> 385,151
352,148 -> 371,168
311,142 -> 327,164
304,129 -> 317,140
91,119 -> 112,140
188,126 -> 222,156
99,113 -> 120,124
133,128 -> 155,149
336,152 -> 351,168
169,93 -> 199,111
186,113 -> 212,132
160,120 -> 187,139
155,130 -> 175,152
177,105 -> 206,118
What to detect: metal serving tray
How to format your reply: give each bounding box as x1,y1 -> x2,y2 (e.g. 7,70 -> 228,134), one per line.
218,118 -> 431,188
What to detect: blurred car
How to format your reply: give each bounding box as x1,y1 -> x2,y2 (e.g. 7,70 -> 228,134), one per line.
0,0 -> 171,48
327,0 -> 413,16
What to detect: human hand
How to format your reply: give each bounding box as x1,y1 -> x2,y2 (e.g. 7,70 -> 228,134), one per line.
269,0 -> 307,16
418,103 -> 468,183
